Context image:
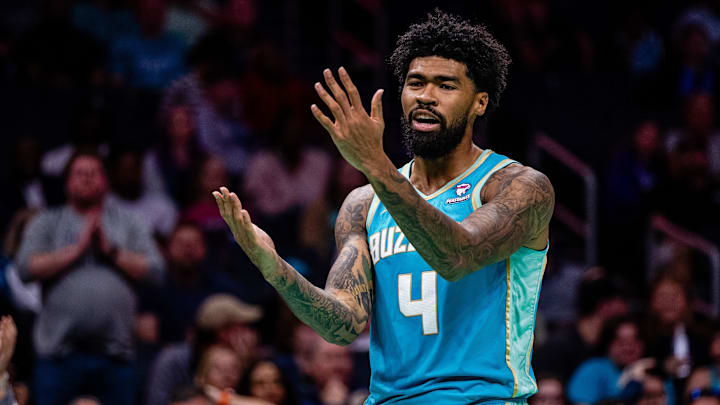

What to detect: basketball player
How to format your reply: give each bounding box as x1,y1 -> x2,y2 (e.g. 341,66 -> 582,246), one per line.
214,10 -> 554,404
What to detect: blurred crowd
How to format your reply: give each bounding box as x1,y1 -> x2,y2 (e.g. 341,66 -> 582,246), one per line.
0,0 -> 720,404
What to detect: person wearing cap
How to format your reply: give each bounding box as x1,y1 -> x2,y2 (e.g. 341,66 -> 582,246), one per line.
146,294 -> 263,405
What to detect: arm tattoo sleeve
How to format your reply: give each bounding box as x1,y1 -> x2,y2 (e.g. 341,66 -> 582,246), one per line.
368,164 -> 554,282
264,186 -> 374,345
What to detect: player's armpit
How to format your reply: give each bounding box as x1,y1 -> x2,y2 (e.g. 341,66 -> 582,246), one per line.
459,165 -> 554,267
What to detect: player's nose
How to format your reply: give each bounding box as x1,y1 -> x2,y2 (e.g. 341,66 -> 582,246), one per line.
415,86 -> 438,105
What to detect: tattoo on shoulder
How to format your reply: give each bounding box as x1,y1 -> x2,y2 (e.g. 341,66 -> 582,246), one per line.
469,165 -> 554,256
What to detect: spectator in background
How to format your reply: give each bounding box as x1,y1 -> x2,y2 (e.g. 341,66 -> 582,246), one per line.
142,222 -> 244,343
162,30 -> 251,175
616,5 -> 664,78
534,268 -> 629,381
666,92 -> 720,182
272,322 -> 319,396
182,155 -> 229,233
239,358 -> 300,405
529,375 -> 566,405
16,152 -> 165,405
242,113 -> 331,256
672,24 -> 716,99
297,336 -> 353,405
239,43 -> 310,137
645,273 -> 710,382
106,145 -> 178,240
194,345 -> 271,405
660,92 -> 720,238
686,327 -> 720,395
146,294 -> 262,405
606,121 -> 668,278
144,98 -> 206,205
608,121 -> 666,214
567,316 -> 650,404
181,155 -> 249,279
493,0 -> 558,73
300,158 -> 368,269
194,344 -> 241,397
675,1 -> 720,46
109,0 -> 187,91
178,153 -> 274,304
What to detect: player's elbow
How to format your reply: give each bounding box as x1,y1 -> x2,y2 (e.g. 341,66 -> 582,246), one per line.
322,331 -> 360,346
327,336 -> 356,346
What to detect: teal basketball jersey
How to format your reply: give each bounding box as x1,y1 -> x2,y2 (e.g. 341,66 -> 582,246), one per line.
364,149 -> 548,405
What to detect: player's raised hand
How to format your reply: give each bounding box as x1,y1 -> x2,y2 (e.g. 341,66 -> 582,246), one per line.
311,67 -> 387,174
212,187 -> 276,270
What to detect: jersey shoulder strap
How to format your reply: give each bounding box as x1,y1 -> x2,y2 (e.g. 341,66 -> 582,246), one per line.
470,153 -> 517,210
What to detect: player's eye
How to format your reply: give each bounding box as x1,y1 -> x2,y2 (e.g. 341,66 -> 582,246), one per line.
407,81 -> 423,88
440,83 -> 456,90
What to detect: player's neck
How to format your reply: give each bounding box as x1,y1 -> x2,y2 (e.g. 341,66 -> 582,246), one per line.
411,139 -> 483,195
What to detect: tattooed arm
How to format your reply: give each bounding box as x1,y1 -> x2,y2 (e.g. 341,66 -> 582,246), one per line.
308,68 -> 553,283
213,186 -> 374,345
365,163 -> 554,282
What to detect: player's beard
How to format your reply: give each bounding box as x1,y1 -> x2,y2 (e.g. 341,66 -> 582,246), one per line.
401,107 -> 469,160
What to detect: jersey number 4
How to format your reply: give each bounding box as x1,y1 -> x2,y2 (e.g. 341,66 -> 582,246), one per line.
398,271 -> 438,335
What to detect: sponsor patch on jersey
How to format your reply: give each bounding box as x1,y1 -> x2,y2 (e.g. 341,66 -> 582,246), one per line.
456,183 -> 471,196
445,194 -> 470,204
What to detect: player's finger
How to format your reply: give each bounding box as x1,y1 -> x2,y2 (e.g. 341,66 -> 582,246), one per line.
370,89 -> 384,121
212,191 -> 228,219
230,192 -> 243,223
220,187 -> 233,219
338,67 -> 363,110
311,104 -> 336,133
241,211 -> 255,240
323,69 -> 351,112
314,83 -> 346,125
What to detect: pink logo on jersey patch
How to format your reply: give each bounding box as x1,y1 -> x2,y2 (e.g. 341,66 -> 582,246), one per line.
456,183 -> 471,196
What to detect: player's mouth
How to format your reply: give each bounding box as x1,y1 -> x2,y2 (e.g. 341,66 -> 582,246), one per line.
411,110 -> 441,132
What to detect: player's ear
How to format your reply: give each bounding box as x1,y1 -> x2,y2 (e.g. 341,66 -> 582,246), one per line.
472,92 -> 489,118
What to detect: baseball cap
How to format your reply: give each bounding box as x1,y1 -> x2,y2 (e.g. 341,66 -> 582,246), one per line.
195,294 -> 263,331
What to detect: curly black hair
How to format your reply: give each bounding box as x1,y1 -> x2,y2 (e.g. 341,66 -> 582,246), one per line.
389,9 -> 511,115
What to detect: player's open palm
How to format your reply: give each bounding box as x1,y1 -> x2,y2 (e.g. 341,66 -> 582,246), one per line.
212,187 -> 276,271
311,67 -> 385,174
